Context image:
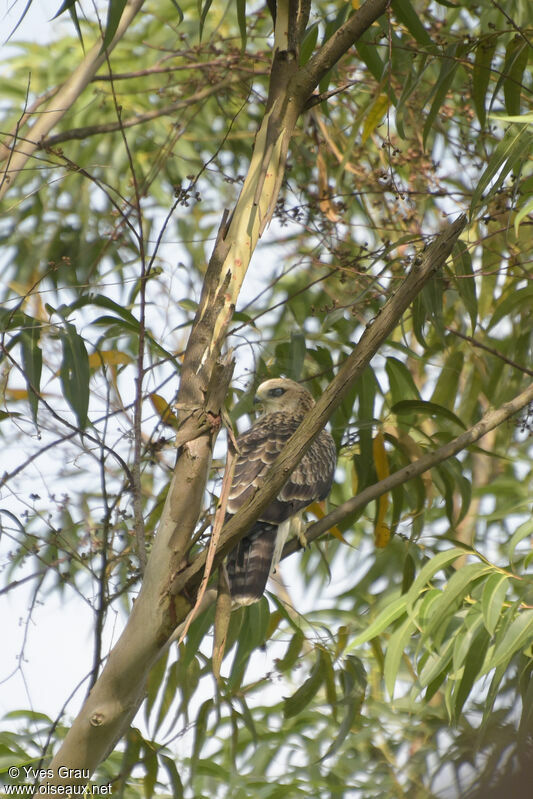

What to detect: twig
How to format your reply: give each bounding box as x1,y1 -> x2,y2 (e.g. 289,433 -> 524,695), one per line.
38,75 -> 245,148
446,326 -> 533,378
283,379 -> 533,557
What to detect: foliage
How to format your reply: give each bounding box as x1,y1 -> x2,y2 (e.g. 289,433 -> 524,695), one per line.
0,0 -> 532,797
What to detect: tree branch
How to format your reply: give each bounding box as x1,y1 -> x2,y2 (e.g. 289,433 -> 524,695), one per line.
283,379 -> 533,557
0,0 -> 146,200
171,215 -> 467,597
37,75 -> 249,149
295,0 -> 390,100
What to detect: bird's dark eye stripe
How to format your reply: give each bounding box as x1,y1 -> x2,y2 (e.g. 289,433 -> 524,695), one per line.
269,387 -> 285,397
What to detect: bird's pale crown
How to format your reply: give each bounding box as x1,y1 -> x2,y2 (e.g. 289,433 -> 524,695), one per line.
254,378 -> 315,415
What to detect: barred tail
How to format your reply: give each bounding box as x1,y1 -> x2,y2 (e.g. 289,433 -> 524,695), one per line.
226,521 -> 278,606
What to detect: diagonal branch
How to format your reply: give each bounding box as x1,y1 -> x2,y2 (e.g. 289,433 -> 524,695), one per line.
171,215 -> 467,597
283,380 -> 533,557
295,0 -> 390,99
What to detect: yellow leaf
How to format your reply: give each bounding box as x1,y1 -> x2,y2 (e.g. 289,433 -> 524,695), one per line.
351,0 -> 360,8
351,462 -> 358,495
373,431 -> 391,548
373,430 -> 390,480
150,393 -> 179,430
317,149 -> 340,222
307,500 -> 348,545
362,93 -> 390,144
88,350 -> 132,369
335,625 -> 349,659
5,388 -> 29,401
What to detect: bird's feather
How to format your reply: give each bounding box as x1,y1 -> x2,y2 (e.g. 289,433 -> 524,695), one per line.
226,378 -> 336,605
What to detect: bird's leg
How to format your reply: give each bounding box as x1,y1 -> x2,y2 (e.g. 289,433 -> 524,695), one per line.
291,516 -> 308,550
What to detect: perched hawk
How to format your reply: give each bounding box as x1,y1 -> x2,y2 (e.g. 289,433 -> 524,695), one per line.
226,378 -> 336,605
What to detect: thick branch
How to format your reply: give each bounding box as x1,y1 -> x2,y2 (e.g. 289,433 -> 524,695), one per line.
172,215 -> 467,596
283,380 -> 533,556
295,0 -> 390,99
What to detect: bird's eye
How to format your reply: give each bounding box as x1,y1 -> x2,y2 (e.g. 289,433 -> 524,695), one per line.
269,387 -> 285,397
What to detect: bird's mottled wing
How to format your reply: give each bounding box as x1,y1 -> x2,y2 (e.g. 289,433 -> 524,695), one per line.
227,412 -> 301,520
226,406 -> 337,605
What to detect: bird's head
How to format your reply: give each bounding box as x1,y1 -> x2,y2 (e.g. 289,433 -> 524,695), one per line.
254,378 -> 315,415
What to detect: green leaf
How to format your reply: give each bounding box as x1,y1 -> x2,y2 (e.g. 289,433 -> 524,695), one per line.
160,755 -> 184,799
470,124 -> 532,215
59,323 -> 90,430
191,699 -> 212,774
320,655 -> 366,760
142,741 -> 158,798
395,53 -> 429,138
423,43 -> 463,148
453,241 -> 477,332
405,548 -> 465,615
503,38 -> 528,116
145,649 -> 169,725
288,331 -> 306,381
101,0 -> 127,52
199,0 -> 213,42
236,0 -> 246,50
418,633 -> 455,688
422,563 -> 488,642
452,608 -> 484,673
421,276 -> 445,340
169,0 -> 184,23
431,350 -> 464,409
401,551 -> 416,594
391,0 -> 433,48
472,37 -> 497,128
348,594 -> 407,649
481,573 -> 509,635
486,610 -> 533,672
355,32 -> 385,84
236,695 -> 257,743
20,318 -> 42,424
436,457 -> 472,525
391,399 -> 466,429
487,286 -> 533,332
384,616 -> 416,697
52,0 -> 78,18
385,357 -> 420,404
300,22 -> 319,66
276,629 -> 305,672
283,648 -> 324,719
178,299 -> 199,313
228,598 -> 269,690
453,626 -> 491,719
514,193 -> 533,235
507,518 -> 533,565
52,0 -> 83,47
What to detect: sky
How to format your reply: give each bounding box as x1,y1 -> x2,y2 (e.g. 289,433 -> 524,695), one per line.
2,0 -> 61,53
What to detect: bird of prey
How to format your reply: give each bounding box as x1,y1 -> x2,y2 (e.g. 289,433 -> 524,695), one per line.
226,378 -> 336,605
